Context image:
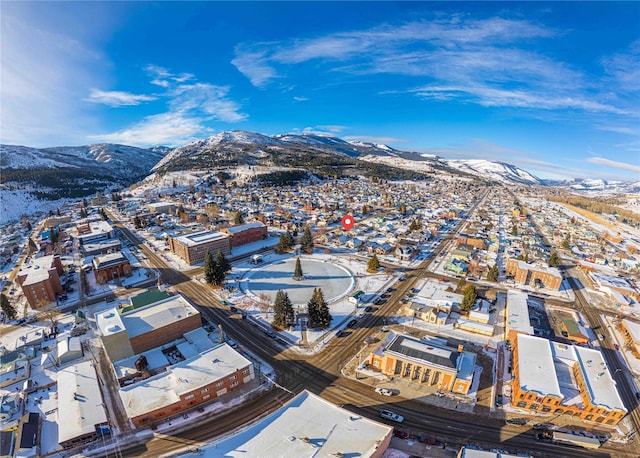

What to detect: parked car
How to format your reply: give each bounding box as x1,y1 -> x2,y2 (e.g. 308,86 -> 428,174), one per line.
264,329 -> 277,338
227,339 -> 239,349
380,409 -> 404,423
346,319 -> 357,328
598,334 -> 605,341
375,387 -> 393,396
364,306 -> 374,312
393,429 -> 409,439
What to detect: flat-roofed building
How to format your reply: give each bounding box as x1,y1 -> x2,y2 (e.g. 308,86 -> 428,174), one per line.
81,238 -> 121,256
92,252 -> 131,284
221,221 -> 268,248
75,220 -> 114,246
96,293 -> 201,360
561,320 -> 589,345
57,361 -> 109,449
199,390 -> 393,458
17,255 -> 64,308
119,343 -> 254,427
618,319 -> 640,359
366,332 -> 476,395
590,272 -> 639,300
512,334 -> 626,427
169,230 -> 231,265
505,290 -> 534,343
506,259 -> 562,291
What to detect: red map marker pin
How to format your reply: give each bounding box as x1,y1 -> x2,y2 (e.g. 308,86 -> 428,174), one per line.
341,214 -> 355,231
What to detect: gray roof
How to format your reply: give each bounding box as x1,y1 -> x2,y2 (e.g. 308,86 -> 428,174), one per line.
387,334 -> 458,369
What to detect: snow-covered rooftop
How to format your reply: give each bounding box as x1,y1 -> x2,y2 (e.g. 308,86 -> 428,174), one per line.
192,390 -> 392,458
172,230 -> 229,247
119,343 -> 252,419
57,361 -> 108,446
506,290 -> 534,337
121,295 -> 199,339
95,307 -> 125,337
516,334 -> 561,397
622,319 -> 640,344
572,345 -> 626,412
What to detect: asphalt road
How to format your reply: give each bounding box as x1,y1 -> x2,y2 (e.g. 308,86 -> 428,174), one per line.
97,210 -> 639,458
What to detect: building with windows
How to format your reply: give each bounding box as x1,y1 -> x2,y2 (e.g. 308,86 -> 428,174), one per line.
119,343 -> 254,427
17,255 -> 65,308
75,220 -> 114,246
57,361 -> 109,449
505,290 -> 534,343
618,319 -> 640,359
92,252 -> 132,284
366,332 -> 476,395
168,230 -> 231,265
221,221 -> 268,248
505,259 -> 562,291
512,334 -> 626,427
96,293 -> 201,361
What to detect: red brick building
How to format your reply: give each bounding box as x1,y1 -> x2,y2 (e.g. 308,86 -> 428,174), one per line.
506,258 -> 562,291
222,222 -> 268,248
92,252 -> 132,284
169,230 -> 231,265
17,255 -> 65,308
119,344 -> 255,427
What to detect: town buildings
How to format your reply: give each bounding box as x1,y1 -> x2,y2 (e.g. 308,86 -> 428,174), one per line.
96,293 -> 201,361
168,230 -> 231,265
511,334 -> 626,427
221,221 -> 268,247
92,252 -> 132,284
617,319 -> 640,359
57,360 -> 109,449
505,258 -> 563,291
119,343 -> 254,427
366,332 -> 476,395
17,254 -> 65,308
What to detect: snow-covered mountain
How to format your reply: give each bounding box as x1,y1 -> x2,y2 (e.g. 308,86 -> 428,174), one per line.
152,130 -> 544,185
445,159 -> 541,185
560,178 -> 640,194
0,143 -> 168,224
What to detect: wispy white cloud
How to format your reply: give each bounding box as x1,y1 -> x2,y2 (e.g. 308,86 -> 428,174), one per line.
91,69 -> 247,146
587,157 -> 640,173
231,46 -> 278,87
293,96 -> 308,102
90,112 -> 210,146
601,39 -> 640,93
597,125 -> 639,136
232,15 -> 630,116
0,7 -> 104,145
86,89 -> 157,107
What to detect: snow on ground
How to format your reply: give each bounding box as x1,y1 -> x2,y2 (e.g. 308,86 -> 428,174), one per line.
0,188 -> 69,225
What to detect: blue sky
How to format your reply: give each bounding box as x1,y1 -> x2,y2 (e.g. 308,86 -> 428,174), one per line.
2,2 -> 639,181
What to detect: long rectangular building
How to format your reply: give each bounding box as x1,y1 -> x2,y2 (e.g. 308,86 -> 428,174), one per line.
119,343 -> 254,427
512,334 -> 626,427
169,230 -> 231,265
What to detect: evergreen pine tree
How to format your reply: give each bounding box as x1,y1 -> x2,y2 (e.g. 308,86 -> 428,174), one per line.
460,284 -> 478,312
25,221 -> 32,231
313,288 -> 331,328
367,253 -> 381,273
272,290 -> 288,328
293,257 -> 304,279
216,250 -> 231,274
28,238 -> 37,254
300,225 -> 314,253
487,264 -> 499,282
511,225 -> 518,236
1,294 -> 17,321
204,252 -> 217,284
307,289 -> 318,326
286,230 -> 295,248
548,252 -> 560,267
234,211 -> 244,225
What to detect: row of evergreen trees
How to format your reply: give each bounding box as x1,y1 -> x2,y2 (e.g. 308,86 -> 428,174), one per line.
272,287 -> 331,329
276,225 -> 314,254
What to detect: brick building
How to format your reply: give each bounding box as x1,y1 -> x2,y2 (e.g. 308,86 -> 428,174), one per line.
456,235 -> 487,250
505,258 -> 562,291
512,334 -> 626,427
96,293 -> 201,361
365,332 -> 476,395
618,319 -> 640,359
168,230 -> 231,265
17,255 -> 65,308
119,343 -> 254,427
221,222 -> 268,248
92,252 -> 132,284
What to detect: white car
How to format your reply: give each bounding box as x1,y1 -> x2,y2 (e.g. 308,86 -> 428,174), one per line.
375,387 -> 393,396
380,409 -> 403,423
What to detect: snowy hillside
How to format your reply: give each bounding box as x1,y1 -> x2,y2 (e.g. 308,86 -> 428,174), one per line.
446,159 -> 541,185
